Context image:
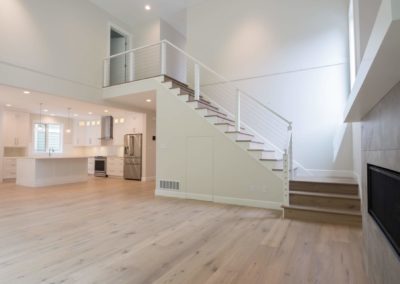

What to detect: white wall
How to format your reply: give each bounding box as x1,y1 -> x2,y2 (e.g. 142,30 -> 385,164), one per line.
0,108 -> 4,180
143,112 -> 156,181
0,0 -> 132,103
186,0 -> 353,174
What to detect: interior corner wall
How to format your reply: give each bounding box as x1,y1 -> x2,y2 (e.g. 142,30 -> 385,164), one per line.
0,0 -> 132,103
186,0 -> 353,174
132,19 -> 161,47
144,111 -> 156,181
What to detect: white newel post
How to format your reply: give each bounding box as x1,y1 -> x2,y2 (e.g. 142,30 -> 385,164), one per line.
235,89 -> 241,132
161,41 -> 166,75
103,59 -> 110,87
194,64 -> 200,100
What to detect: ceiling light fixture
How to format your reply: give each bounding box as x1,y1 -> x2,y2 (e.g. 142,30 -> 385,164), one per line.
5,104 -> 12,107
146,99 -> 152,102
43,109 -> 49,112
88,112 -> 93,115
104,109 -> 109,113
73,114 -> 79,117
23,91 -> 31,94
145,4 -> 151,10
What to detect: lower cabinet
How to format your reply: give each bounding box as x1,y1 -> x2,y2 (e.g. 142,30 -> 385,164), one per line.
107,157 -> 124,177
88,157 -> 94,175
3,158 -> 17,179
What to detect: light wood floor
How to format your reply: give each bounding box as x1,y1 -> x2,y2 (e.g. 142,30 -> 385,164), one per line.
0,178 -> 368,284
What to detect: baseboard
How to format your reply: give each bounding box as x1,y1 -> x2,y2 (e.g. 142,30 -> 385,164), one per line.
142,176 -> 155,182
155,188 -> 282,210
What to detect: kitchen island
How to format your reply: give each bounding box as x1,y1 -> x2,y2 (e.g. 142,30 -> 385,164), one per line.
16,156 -> 89,187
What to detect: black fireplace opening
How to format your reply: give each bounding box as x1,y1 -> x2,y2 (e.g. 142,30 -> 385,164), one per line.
368,164 -> 400,257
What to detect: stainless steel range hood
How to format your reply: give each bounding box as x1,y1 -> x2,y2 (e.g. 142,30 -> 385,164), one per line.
100,116 -> 113,140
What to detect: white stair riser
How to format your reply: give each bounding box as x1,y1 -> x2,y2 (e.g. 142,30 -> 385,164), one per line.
248,151 -> 278,160
214,124 -> 237,132
196,108 -> 226,117
260,160 -> 283,169
204,116 -> 234,124
177,94 -> 190,102
162,81 -> 173,88
225,132 -> 253,141
237,142 -> 264,150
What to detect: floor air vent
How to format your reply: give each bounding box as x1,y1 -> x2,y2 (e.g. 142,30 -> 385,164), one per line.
160,180 -> 180,191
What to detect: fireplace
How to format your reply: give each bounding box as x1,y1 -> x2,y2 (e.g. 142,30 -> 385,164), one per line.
368,164 -> 400,257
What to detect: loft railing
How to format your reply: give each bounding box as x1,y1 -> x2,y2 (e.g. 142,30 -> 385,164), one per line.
103,40 -> 294,205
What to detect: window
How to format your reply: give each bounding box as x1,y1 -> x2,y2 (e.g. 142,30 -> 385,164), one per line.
34,123 -> 63,153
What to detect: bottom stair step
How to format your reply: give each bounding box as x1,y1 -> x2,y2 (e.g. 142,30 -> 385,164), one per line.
282,205 -> 361,226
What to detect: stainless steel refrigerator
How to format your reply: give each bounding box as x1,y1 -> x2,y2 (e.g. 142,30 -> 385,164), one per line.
123,134 -> 142,180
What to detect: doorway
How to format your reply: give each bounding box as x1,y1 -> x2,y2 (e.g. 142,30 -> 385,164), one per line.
108,25 -> 132,86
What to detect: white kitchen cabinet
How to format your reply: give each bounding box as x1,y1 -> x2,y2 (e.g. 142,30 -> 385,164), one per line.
3,158 -> 17,179
107,157 -> 123,177
113,115 -> 142,146
73,120 -> 101,147
73,120 -> 86,146
88,157 -> 94,175
86,121 -> 101,146
2,111 -> 30,147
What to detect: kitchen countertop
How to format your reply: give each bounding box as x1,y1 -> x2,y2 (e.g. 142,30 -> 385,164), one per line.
17,156 -> 91,160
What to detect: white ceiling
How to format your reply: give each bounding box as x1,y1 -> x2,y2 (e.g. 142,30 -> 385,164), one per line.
0,85 -> 148,120
88,0 -> 205,35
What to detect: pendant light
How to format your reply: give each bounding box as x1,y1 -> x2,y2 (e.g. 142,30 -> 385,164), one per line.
38,103 -> 44,130
65,107 -> 72,133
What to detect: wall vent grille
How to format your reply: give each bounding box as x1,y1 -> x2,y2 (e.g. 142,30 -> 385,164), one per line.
159,180 -> 180,191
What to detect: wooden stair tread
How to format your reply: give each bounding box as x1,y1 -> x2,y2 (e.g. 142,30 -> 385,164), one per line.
247,149 -> 275,153
282,205 -> 361,216
205,115 -> 235,123
163,75 -> 189,88
290,190 -> 360,199
236,140 -> 264,144
225,131 -> 253,137
214,123 -> 245,130
290,178 -> 358,186
196,108 -> 227,116
260,158 -> 282,161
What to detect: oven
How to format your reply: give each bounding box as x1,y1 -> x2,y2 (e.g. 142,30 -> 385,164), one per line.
94,156 -> 107,177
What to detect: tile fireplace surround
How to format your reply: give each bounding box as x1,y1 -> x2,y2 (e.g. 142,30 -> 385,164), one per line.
361,81 -> 400,284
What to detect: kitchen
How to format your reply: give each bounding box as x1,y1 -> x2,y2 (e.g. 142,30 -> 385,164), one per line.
0,85 -> 156,186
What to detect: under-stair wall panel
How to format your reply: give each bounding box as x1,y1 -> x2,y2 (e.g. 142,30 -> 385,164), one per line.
156,79 -> 284,209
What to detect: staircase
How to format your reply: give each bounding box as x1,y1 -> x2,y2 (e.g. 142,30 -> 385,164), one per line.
103,40 -> 362,226
161,75 -> 288,174
282,178 -> 361,226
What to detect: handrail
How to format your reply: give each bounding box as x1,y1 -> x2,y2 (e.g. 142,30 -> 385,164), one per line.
104,42 -> 162,60
162,39 -> 292,127
106,39 -> 292,127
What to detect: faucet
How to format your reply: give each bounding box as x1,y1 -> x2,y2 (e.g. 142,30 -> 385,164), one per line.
49,147 -> 54,157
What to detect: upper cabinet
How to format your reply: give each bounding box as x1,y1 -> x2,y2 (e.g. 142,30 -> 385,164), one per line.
113,115 -> 143,146
2,110 -> 30,147
73,120 -> 101,147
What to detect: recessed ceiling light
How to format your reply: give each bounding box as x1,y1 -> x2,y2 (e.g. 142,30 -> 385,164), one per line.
23,91 -> 31,94
43,109 -> 48,112
88,112 -> 93,115
73,114 -> 79,117
5,104 -> 12,107
104,109 -> 109,113
146,99 -> 152,102
145,4 -> 151,10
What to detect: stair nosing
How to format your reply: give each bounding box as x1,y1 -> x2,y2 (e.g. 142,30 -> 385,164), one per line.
204,115 -> 235,122
225,131 -> 253,137
289,190 -> 360,200
282,205 -> 361,216
289,180 -> 358,187
247,149 -> 275,153
195,108 -> 227,116
236,140 -> 264,144
260,158 -> 282,162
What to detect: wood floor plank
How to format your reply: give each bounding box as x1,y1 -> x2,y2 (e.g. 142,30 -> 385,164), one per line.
0,178 -> 368,284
